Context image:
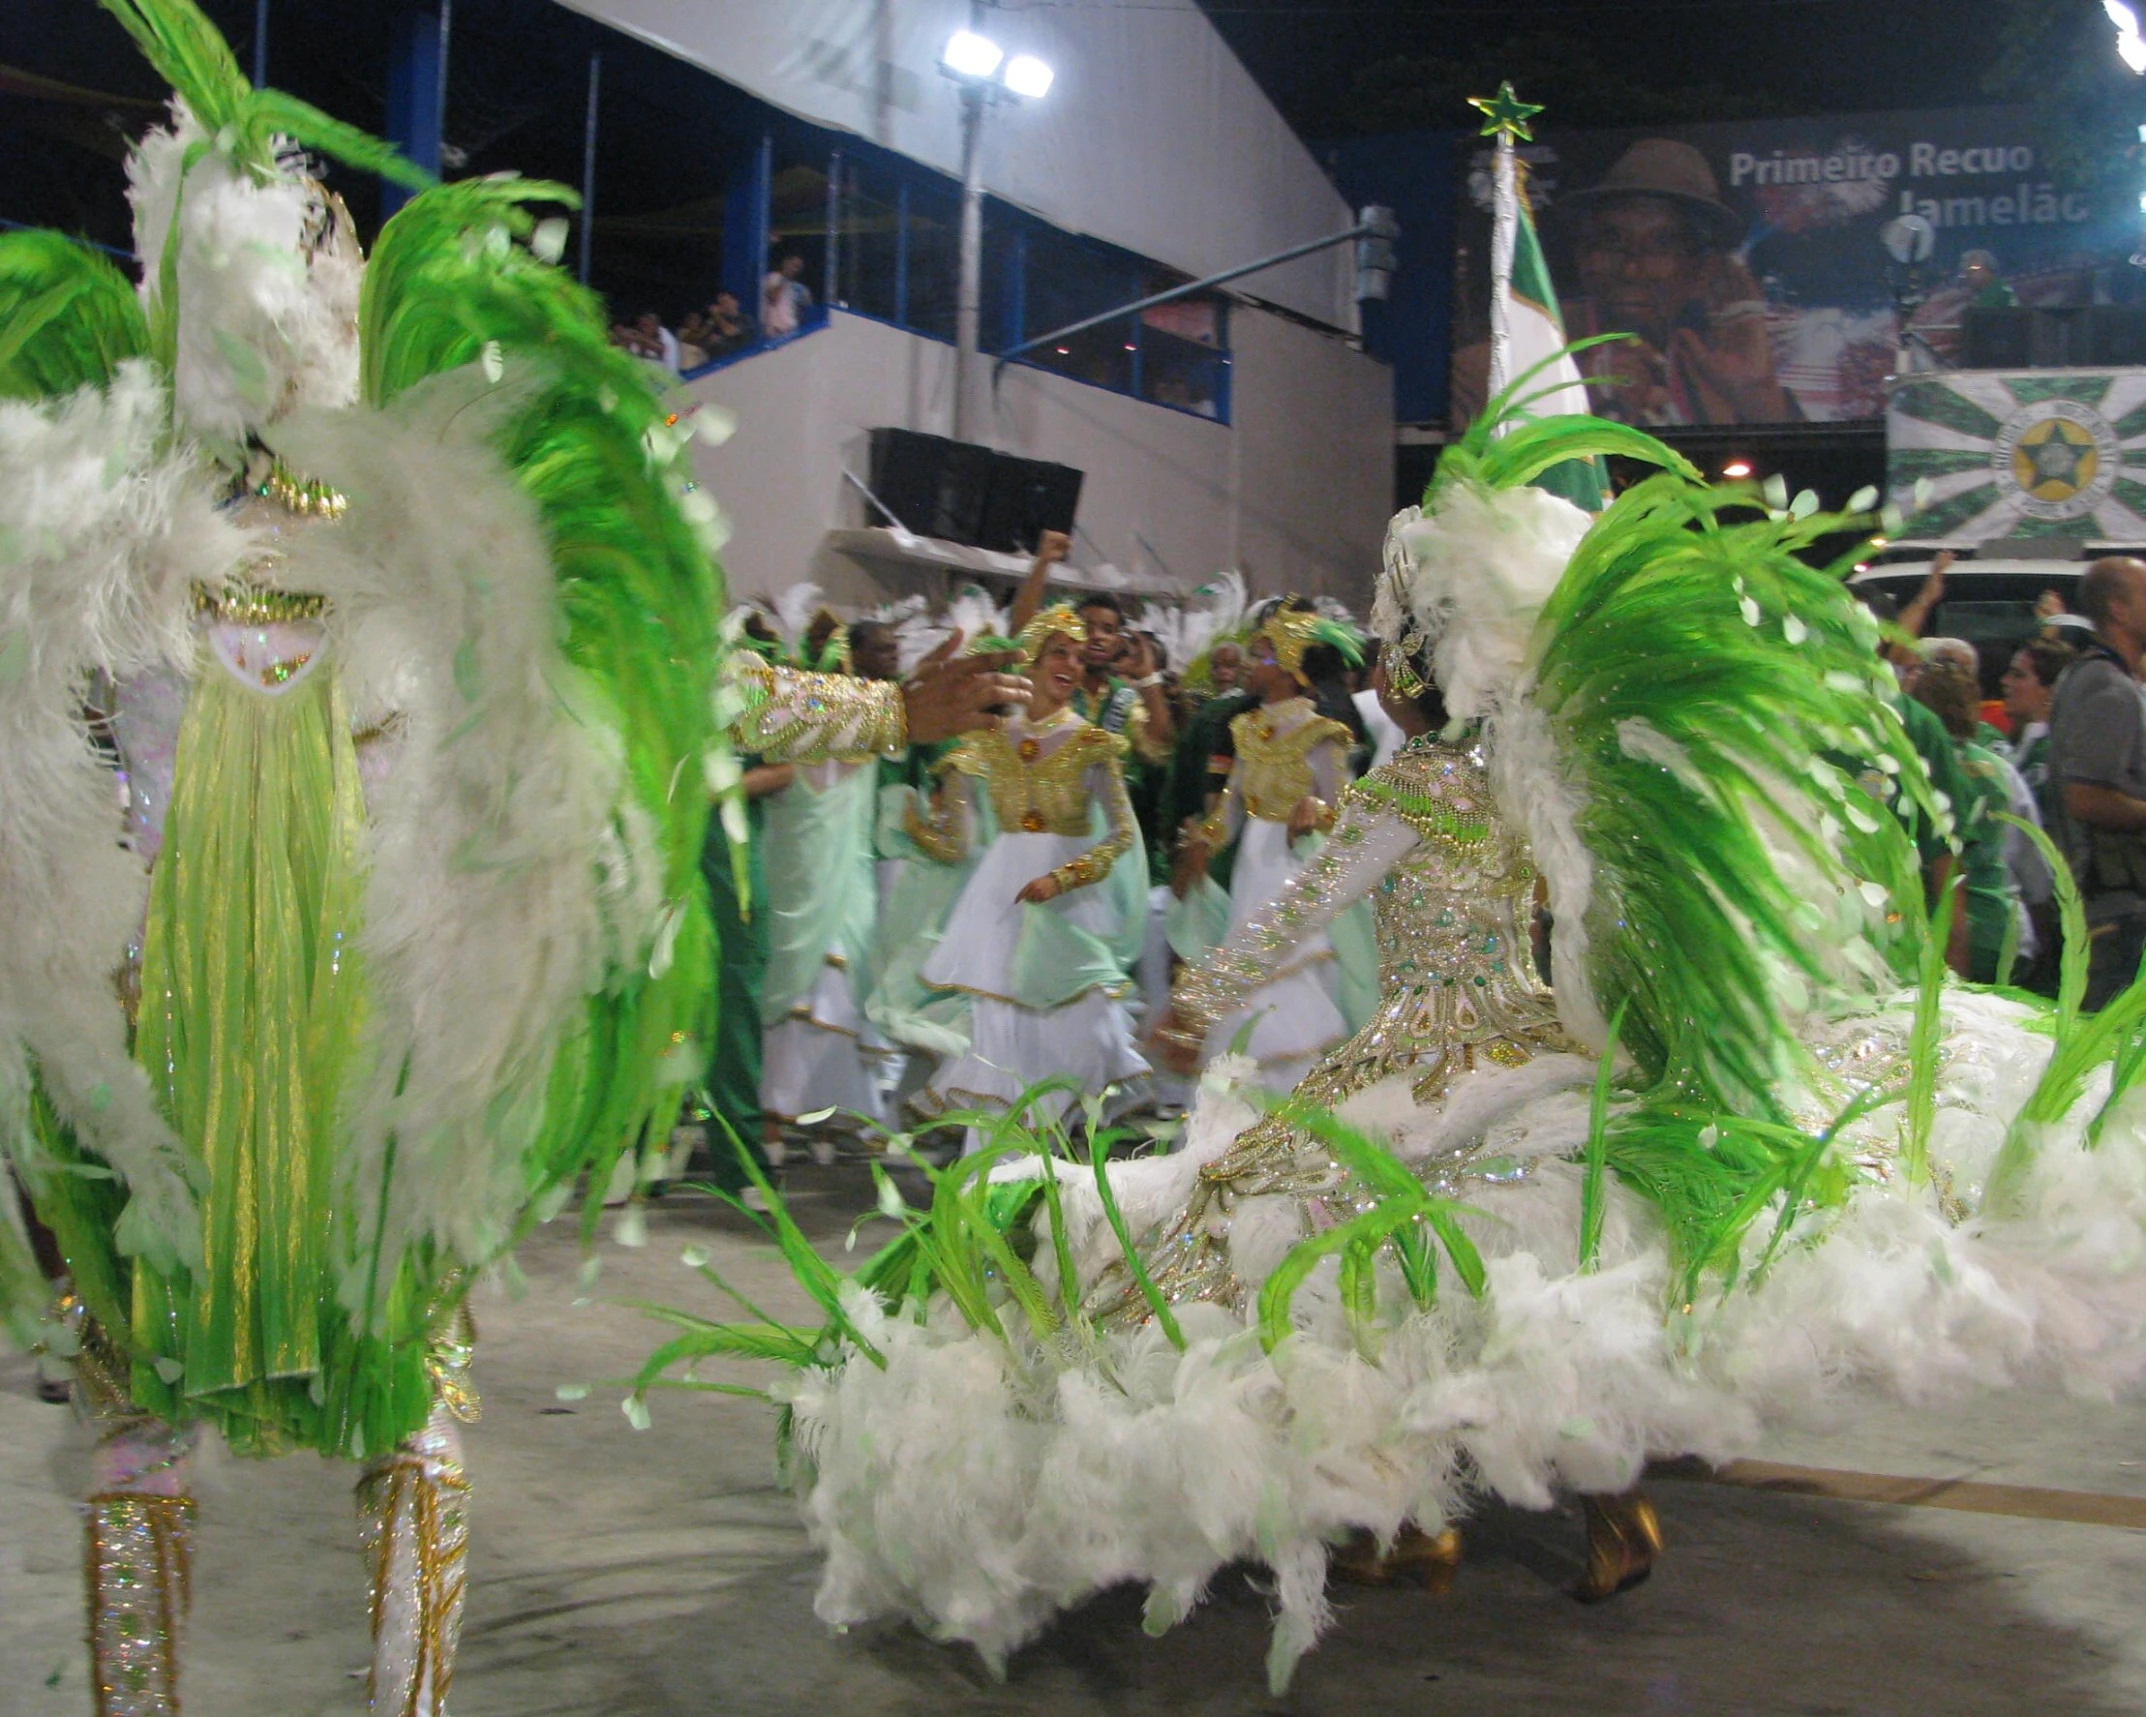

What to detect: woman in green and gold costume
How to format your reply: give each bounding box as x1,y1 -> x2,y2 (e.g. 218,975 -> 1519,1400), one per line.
0,6 -> 1020,1711
908,606 -> 1151,1136
1168,597 -> 1376,1091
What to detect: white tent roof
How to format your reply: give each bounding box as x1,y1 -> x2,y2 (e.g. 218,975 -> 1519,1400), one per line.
555,0 -> 1358,329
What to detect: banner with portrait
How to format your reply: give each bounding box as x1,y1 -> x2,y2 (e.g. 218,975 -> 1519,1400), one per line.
1450,107 -> 2137,429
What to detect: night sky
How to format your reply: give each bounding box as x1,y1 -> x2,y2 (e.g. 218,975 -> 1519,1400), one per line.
1196,0 -> 2021,137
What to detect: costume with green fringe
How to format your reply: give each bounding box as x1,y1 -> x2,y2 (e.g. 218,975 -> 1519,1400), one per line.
0,4 -> 931,1709
634,378 -> 2146,1694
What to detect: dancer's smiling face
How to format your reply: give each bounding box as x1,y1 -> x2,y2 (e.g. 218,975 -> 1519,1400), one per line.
1029,634 -> 1084,715
1245,638 -> 1298,703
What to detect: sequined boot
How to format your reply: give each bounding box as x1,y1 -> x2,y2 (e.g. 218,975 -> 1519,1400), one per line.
84,1417 -> 198,1717
359,1310 -> 479,1717
357,1401 -> 471,1716
1573,1487 -> 1663,1603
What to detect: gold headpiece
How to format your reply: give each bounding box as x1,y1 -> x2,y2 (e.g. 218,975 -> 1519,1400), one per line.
1015,601 -> 1088,665
1252,604 -> 1323,683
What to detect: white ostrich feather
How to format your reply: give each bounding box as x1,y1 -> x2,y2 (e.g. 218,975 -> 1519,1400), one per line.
767,582 -> 825,656
267,364 -> 658,1271
128,102 -> 362,450
944,583 -> 1008,647
0,367 -> 255,1273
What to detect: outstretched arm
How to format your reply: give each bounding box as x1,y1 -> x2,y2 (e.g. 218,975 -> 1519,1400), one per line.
724,633 -> 1029,763
1157,792 -> 1417,1062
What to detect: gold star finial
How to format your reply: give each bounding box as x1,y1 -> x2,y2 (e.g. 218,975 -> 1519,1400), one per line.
1468,81 -> 1544,144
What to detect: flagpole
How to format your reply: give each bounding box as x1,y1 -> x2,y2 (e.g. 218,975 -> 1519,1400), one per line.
1487,128 -> 1516,431
1467,82 -> 1544,440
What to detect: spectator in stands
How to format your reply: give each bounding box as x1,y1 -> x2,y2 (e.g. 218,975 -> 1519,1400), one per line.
631,309 -> 681,375
675,309 -> 713,370
708,290 -> 757,356
763,252 -> 811,338
2048,556 -> 2146,1008
1961,249 -> 2018,310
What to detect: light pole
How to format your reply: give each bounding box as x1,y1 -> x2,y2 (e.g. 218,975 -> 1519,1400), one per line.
954,76 -> 987,443
940,28 -> 1053,444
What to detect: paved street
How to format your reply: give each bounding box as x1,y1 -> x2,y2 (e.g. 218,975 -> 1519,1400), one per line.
7,1162 -> 2146,1716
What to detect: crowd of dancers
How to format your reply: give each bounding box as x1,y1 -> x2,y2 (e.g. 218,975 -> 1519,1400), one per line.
12,7 -> 2146,1714
698,546 -> 1417,1181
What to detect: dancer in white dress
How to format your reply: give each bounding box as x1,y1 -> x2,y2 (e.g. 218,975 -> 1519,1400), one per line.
1172,601 -> 1366,1090
909,607 -> 1151,1136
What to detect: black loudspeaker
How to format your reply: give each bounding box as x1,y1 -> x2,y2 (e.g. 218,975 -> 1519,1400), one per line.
867,430 -> 1082,551
1962,306 -> 2030,369
867,428 -> 997,543
975,454 -> 1085,554
2089,307 -> 2146,366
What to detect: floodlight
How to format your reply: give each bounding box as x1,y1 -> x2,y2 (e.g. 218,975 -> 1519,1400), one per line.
942,30 -> 1004,80
2108,0 -> 2146,70
1003,53 -> 1055,99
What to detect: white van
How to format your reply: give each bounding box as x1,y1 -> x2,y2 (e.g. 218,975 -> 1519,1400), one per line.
1843,542 -> 2142,694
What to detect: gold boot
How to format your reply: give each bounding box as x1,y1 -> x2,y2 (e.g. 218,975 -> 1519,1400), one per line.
1573,1488 -> 1663,1603
1329,1522 -> 1465,1593
86,1491 -> 196,1716
358,1403 -> 471,1717
360,1308 -> 478,1717
81,1321 -> 197,1717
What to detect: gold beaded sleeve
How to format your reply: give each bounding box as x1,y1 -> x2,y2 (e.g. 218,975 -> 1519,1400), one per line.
905,746 -> 977,864
1169,786 -> 1420,1042
1049,730 -> 1139,894
1124,698 -> 1172,767
723,655 -> 906,763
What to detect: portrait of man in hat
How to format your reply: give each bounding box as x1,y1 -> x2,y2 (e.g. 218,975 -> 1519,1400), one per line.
1452,137 -> 1802,429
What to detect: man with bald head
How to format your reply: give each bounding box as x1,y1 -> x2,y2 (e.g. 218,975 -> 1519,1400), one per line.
2048,556 -> 2146,1007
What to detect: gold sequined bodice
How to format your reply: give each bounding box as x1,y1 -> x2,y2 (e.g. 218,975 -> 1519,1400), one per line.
1229,701 -> 1351,821
1114,738 -> 1576,1321
943,717 -> 1127,836
1325,739 -> 1563,1100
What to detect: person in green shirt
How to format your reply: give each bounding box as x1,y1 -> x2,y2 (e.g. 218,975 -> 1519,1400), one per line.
1961,249 -> 2018,309
1911,661 -> 2028,983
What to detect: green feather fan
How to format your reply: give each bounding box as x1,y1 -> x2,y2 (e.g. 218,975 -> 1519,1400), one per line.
100,0 -> 430,191
360,174 -> 724,1238
0,232 -> 147,402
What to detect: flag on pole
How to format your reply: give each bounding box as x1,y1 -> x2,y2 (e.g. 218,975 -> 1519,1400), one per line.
1470,82 -> 1606,513
1505,180 -> 1607,512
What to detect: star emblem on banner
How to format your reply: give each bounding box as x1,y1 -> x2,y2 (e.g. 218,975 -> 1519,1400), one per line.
1468,81 -> 1543,143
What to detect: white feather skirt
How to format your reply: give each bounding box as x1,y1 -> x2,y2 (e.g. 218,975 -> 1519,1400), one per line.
777,989 -> 2146,1687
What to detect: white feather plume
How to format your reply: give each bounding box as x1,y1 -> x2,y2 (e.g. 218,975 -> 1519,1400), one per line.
0,366 -> 255,1272
267,365 -> 658,1271
944,582 -> 1009,648
767,582 -> 824,656
128,103 -> 362,449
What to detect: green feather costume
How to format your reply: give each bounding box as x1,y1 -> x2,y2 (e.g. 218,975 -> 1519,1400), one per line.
0,0 -> 719,1463
629,372 -> 2146,1695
